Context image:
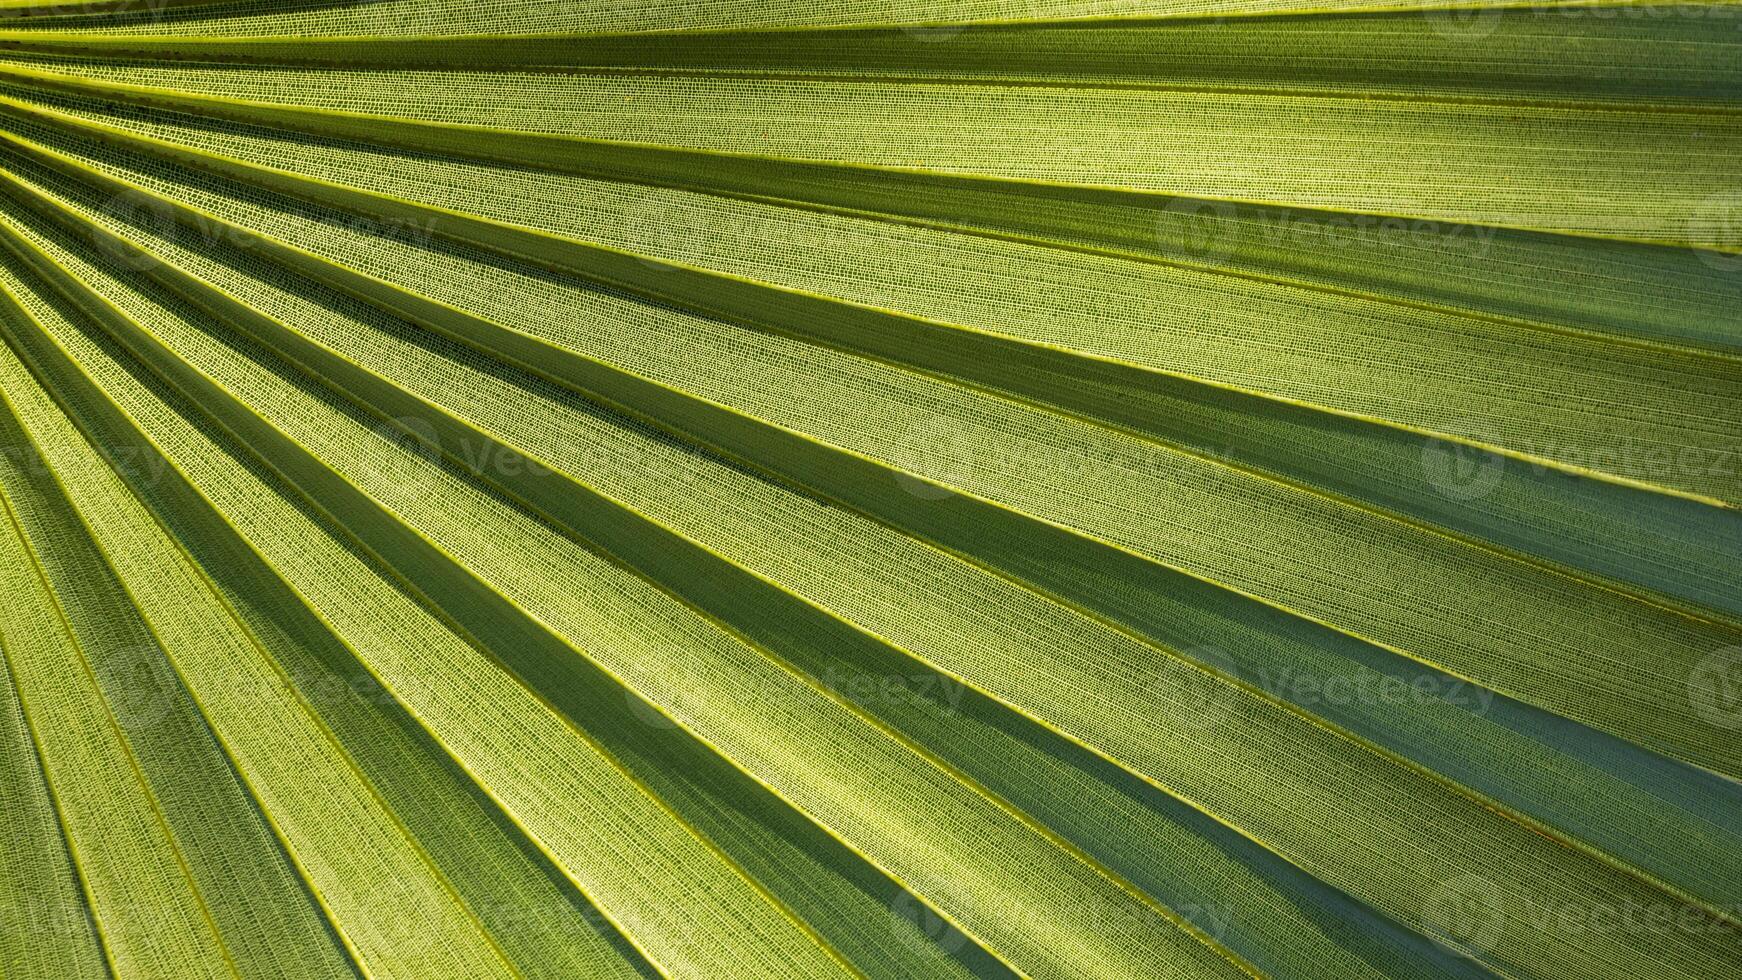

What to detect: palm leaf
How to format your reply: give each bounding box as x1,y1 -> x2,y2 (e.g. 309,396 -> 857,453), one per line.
0,3 -> 1738,979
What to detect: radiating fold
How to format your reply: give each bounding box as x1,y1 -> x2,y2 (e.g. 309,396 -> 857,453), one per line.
1,4 -> 1739,980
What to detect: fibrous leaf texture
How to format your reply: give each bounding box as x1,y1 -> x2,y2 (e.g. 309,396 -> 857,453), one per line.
0,2 -> 1739,978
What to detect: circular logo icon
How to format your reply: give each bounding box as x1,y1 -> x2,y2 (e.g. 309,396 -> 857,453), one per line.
636,212 -> 709,273
888,890 -> 967,956
900,21 -> 966,42
1687,189 -> 1742,275
1145,643 -> 1244,737
625,684 -> 683,729
1421,872 -> 1507,956
106,643 -> 179,732
889,415 -> 978,500
1155,197 -> 1239,261
1689,646 -> 1742,729
1421,435 -> 1505,501
369,415 -> 443,492
369,666 -> 434,712
20,897 -> 92,940
95,189 -> 176,272
1423,3 -> 1502,41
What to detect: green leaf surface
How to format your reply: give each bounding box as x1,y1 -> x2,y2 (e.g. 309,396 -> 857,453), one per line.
2,4 -> 1740,979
